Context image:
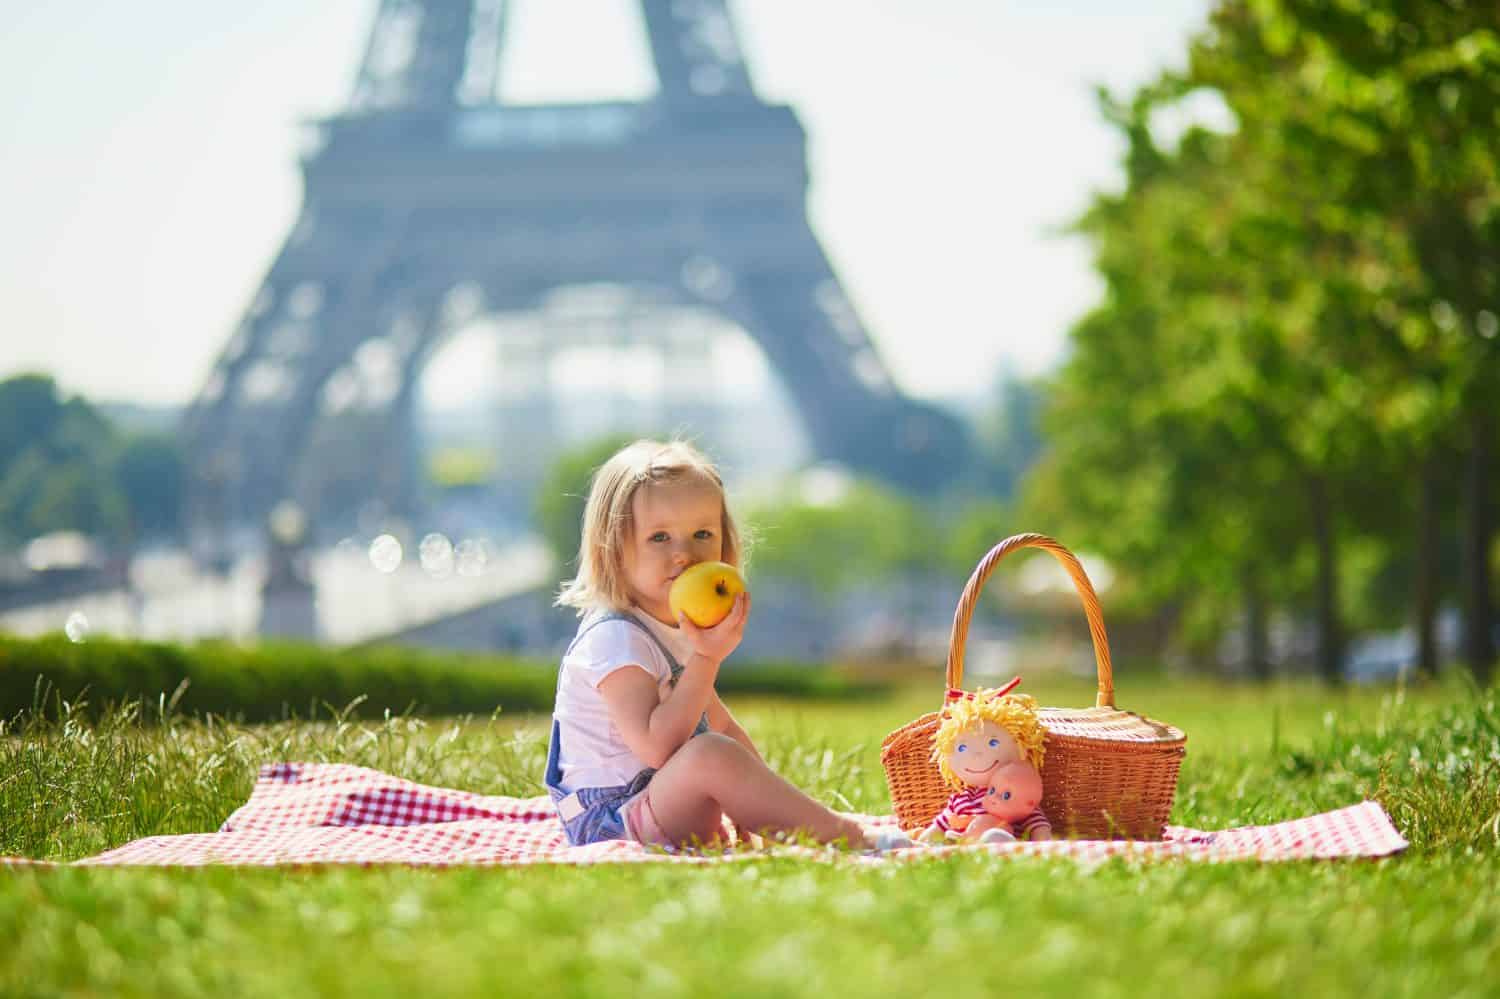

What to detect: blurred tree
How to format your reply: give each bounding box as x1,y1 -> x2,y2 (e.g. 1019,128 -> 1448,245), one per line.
427,446 -> 494,490
0,375 -> 128,545
533,433 -> 639,572
971,371 -> 1046,500
942,499 -> 1013,579
114,433 -> 184,541
1187,0 -> 1500,681
0,374 -> 63,471
1028,1 -> 1500,685
1032,82 -> 1402,682
745,479 -> 941,595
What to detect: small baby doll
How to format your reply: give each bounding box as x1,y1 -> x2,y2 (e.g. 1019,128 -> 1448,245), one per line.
967,761 -> 1048,843
920,678 -> 1053,844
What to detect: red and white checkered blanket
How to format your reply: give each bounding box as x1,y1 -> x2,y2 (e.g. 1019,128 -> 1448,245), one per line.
2,762 -> 1408,868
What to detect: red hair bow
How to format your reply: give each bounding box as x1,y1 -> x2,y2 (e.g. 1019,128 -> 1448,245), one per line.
944,675 -> 1022,705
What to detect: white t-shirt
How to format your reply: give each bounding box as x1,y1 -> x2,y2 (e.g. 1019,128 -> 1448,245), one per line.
552,608 -> 699,792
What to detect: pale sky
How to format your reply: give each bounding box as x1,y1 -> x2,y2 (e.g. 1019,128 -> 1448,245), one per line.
0,0 -> 1212,409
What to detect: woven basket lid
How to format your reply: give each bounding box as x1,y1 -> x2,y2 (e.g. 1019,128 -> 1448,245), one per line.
1039,705 -> 1184,745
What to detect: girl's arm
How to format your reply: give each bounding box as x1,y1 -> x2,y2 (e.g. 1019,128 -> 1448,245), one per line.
598,663 -> 716,768
707,691 -> 762,761
685,592 -> 758,758
597,594 -> 749,768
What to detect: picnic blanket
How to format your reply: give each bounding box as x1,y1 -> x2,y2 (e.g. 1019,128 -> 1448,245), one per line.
3,762 -> 1408,868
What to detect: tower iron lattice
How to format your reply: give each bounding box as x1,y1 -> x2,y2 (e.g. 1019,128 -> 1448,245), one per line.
183,0 -> 969,553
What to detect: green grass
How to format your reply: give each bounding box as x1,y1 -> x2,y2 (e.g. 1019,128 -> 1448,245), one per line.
3,671 -> 1499,997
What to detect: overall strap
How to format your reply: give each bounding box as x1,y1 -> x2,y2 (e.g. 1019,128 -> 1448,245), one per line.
562,608 -> 633,659
567,608 -> 690,686
619,611 -> 689,685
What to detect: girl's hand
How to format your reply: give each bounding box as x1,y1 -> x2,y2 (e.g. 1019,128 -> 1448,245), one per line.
676,591 -> 750,665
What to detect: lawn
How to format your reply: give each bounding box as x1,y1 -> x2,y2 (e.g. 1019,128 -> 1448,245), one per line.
3,671 -> 1498,998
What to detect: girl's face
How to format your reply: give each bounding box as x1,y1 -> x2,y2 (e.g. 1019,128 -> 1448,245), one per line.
622,478 -> 725,626
946,720 -> 1023,787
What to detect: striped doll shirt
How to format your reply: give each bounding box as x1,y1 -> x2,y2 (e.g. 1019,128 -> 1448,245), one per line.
932,786 -> 1051,838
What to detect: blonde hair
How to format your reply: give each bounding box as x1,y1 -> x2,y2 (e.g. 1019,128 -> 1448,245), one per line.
555,439 -> 743,615
932,688 -> 1046,789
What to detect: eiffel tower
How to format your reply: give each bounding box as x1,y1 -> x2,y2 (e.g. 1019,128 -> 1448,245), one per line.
183,0 -> 969,550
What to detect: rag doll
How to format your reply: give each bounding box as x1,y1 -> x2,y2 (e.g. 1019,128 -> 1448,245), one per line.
920,678 -> 1053,844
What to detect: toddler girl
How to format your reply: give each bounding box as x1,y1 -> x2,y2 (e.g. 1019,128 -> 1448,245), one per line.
546,439 -> 909,851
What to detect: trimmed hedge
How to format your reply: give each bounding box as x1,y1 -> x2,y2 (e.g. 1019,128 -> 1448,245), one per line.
0,634 -> 885,722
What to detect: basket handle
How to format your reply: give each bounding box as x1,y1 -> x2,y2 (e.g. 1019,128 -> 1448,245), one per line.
945,533 -> 1115,709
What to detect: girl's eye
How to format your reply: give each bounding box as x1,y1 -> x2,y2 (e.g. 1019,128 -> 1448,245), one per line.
988,738 -> 999,748
649,532 -> 668,542
694,529 -> 715,540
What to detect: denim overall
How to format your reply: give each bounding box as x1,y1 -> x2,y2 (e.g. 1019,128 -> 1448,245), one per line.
545,610 -> 710,846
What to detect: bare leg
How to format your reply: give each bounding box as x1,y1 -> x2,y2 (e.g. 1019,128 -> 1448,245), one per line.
644,733 -> 871,848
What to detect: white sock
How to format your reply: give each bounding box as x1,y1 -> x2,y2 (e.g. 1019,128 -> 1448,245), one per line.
871,828 -> 914,852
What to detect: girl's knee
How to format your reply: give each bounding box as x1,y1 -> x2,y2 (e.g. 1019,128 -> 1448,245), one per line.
675,732 -> 746,774
682,731 -> 739,758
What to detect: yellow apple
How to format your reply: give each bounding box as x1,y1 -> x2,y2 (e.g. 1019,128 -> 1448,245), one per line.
668,561 -> 746,628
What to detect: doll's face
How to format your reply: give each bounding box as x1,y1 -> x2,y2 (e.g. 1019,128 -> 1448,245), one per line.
947,720 -> 1023,787
983,762 -> 1043,823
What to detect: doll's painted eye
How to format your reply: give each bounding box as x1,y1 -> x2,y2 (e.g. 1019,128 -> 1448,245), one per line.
1002,791 -> 1012,800
986,787 -> 995,795
956,744 -> 967,753
988,738 -> 1000,748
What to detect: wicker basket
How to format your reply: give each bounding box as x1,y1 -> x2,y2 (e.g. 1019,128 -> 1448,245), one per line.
880,533 -> 1186,840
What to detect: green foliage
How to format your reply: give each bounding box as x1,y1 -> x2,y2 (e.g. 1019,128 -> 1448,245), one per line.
426,446 -> 494,489
532,432 -> 639,571
0,374 -> 186,545
0,634 -> 549,723
940,499 -> 1014,578
743,477 -> 1028,598
114,433 -> 184,538
0,374 -> 64,471
744,479 -> 941,594
0,633 -> 880,727
1023,1 -> 1500,678
0,376 -> 127,543
974,372 -> 1046,499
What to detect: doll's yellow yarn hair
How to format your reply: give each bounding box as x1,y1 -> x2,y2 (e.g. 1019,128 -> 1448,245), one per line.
932,688 -> 1046,789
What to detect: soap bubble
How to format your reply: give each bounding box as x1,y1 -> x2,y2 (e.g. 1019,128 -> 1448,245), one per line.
369,534 -> 403,574
419,533 -> 454,578
64,611 -> 90,643
455,538 -> 491,577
